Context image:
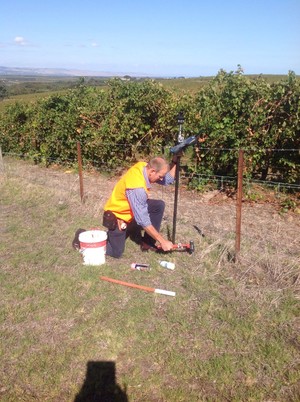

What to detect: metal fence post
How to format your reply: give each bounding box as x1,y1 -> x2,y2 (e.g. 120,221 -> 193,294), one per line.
0,146 -> 4,174
77,142 -> 84,203
235,149 -> 244,261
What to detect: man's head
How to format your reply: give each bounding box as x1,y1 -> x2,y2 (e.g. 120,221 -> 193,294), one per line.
147,157 -> 169,184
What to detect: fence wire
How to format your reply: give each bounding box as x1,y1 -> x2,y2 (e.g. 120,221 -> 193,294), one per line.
2,148 -> 300,192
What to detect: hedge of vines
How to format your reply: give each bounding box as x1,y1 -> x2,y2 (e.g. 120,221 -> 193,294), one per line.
0,68 -> 299,185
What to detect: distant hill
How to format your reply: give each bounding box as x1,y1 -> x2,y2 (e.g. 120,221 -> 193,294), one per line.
0,66 -> 141,77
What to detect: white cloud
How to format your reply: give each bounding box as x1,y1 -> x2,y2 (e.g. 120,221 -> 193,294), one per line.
14,36 -> 27,46
91,42 -> 100,47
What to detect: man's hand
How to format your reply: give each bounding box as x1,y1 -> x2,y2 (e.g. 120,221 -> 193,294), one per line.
159,239 -> 174,252
144,225 -> 173,251
171,151 -> 182,164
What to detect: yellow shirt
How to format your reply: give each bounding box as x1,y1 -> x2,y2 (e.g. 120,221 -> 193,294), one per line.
104,162 -> 149,222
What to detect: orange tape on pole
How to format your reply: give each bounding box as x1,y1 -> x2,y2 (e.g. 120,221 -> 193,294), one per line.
100,276 -> 155,293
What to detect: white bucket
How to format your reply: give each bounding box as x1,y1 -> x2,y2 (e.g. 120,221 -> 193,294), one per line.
79,230 -> 107,265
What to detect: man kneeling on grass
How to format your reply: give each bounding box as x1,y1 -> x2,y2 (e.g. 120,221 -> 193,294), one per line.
103,156 -> 178,258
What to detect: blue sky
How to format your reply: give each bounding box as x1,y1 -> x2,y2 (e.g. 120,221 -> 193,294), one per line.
1,0 -> 299,77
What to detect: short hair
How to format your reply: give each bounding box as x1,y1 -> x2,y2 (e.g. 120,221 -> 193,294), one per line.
148,157 -> 169,172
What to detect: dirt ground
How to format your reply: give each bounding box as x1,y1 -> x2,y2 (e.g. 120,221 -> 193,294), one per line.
3,157 -> 300,295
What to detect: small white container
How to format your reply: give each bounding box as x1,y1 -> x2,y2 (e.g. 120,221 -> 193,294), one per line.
159,261 -> 175,270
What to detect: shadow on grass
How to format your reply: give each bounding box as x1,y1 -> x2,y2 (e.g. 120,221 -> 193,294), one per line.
74,361 -> 128,402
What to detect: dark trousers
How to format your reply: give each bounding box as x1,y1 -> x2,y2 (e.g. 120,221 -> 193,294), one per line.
106,199 -> 165,258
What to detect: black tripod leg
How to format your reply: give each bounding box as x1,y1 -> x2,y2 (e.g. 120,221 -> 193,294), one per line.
172,156 -> 181,243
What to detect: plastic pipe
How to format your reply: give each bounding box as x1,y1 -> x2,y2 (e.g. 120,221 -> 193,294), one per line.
100,276 -> 175,297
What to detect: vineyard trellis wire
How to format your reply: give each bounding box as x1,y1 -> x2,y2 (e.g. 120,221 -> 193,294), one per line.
1,145 -> 299,262
2,145 -> 300,193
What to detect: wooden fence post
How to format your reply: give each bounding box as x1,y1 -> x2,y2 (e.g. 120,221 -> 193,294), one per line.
0,146 -> 4,174
77,142 -> 84,203
235,149 -> 244,261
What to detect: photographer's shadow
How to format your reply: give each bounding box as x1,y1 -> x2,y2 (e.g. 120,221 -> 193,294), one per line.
74,361 -> 128,402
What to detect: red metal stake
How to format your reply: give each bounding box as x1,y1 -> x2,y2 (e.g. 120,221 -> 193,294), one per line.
235,149 -> 244,261
77,141 -> 84,203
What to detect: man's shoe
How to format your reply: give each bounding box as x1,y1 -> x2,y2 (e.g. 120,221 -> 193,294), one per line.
140,242 -> 158,252
72,228 -> 86,250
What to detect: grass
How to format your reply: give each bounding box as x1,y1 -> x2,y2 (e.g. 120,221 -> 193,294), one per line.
0,91 -> 67,112
156,77 -> 212,94
0,160 -> 300,401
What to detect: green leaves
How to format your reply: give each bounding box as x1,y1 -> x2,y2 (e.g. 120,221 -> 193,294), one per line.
192,70 -> 300,183
0,73 -> 299,185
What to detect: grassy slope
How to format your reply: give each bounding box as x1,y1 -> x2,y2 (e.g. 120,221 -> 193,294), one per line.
0,160 -> 299,401
1,74 -> 297,112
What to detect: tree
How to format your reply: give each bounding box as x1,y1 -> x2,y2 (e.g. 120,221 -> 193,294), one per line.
0,83 -> 8,101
